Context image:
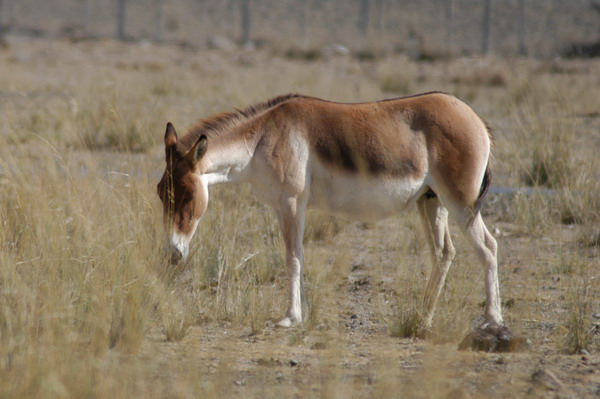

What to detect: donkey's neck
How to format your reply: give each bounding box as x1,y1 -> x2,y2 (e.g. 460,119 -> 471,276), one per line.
199,130 -> 255,186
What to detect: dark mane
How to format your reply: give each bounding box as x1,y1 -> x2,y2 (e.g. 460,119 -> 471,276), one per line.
178,93 -> 305,152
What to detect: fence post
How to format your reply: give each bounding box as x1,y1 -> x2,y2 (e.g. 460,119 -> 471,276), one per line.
227,0 -> 236,38
481,0 -> 492,54
117,0 -> 127,41
154,0 -> 164,42
377,0 -> 385,34
358,0 -> 370,37
83,0 -> 92,36
299,0 -> 310,42
4,0 -> 14,32
240,0 -> 251,46
445,0 -> 453,56
518,0 -> 527,55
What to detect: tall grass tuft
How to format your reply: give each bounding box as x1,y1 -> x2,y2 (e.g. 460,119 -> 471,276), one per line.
390,304 -> 424,338
563,262 -> 596,354
0,140 -> 168,395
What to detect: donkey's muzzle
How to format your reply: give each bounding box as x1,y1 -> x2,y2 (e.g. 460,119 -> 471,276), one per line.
170,247 -> 184,265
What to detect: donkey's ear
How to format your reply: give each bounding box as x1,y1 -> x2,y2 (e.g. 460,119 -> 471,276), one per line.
164,122 -> 178,148
185,134 -> 207,164
190,135 -> 208,163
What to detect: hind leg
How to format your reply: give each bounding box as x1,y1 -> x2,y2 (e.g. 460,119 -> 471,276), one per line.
417,196 -> 456,333
453,211 -> 529,352
459,211 -> 503,326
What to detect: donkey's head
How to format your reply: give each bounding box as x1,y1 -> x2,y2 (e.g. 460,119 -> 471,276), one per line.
157,123 -> 208,264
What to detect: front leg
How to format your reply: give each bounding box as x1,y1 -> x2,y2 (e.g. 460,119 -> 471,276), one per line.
275,196 -> 307,327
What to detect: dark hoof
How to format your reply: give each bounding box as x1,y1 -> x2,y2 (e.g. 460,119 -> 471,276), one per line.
459,324 -> 530,352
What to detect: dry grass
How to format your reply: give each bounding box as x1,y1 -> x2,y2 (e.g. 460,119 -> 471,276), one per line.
0,37 -> 599,398
563,261 -> 595,354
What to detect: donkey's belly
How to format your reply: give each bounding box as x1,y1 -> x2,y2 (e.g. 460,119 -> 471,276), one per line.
308,166 -> 425,222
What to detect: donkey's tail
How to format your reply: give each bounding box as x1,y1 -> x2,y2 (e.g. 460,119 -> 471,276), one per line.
469,163 -> 492,226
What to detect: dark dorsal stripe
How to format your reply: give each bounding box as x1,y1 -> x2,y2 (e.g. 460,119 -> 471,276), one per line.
177,92 -> 451,154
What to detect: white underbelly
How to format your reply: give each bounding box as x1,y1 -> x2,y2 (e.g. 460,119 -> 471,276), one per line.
308,161 -> 425,222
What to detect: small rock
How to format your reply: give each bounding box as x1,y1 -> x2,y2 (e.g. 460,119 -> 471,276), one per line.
233,378 -> 245,387
580,349 -> 590,356
328,43 -> 351,55
531,368 -> 563,392
311,342 -> 327,350
315,322 -> 330,331
257,357 -> 281,367
353,276 -> 370,286
350,314 -> 358,319
275,372 -> 285,383
289,358 -> 299,367
493,227 -> 501,237
207,36 -> 237,51
351,262 -> 364,271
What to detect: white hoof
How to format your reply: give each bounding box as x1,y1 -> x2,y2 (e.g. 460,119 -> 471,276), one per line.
275,316 -> 299,328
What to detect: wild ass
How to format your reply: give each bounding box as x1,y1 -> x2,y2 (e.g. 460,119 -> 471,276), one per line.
157,92 -> 504,335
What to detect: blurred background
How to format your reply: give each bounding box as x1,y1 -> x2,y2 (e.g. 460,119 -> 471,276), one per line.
0,0 -> 599,58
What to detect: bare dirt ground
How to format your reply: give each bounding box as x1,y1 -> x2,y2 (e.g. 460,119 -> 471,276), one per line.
0,37 -> 599,398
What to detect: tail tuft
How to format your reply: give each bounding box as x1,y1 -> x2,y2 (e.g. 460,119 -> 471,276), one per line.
469,164 -> 492,225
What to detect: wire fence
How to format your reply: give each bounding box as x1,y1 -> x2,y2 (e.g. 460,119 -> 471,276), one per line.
0,0 -> 598,57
